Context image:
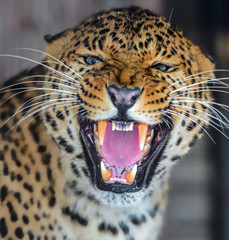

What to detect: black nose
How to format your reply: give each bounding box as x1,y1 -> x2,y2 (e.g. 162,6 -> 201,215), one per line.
108,85 -> 140,115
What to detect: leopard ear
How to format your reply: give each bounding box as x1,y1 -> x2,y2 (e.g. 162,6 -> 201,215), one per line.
44,34 -> 53,43
44,30 -> 68,44
43,29 -> 74,59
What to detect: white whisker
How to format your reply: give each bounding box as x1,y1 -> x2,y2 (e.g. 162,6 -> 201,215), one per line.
162,109 -> 216,143
16,47 -> 83,80
169,77 -> 229,95
169,97 -> 229,131
172,104 -> 229,129
15,99 -> 80,128
1,96 -> 78,129
0,86 -> 76,96
0,54 -> 80,84
175,89 -> 229,96
23,102 -> 85,130
0,79 -> 78,96
170,106 -> 229,140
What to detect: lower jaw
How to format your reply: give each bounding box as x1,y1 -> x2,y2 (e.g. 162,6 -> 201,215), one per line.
80,122 -> 170,194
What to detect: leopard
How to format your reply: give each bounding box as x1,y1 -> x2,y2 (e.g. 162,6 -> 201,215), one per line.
0,6 -> 217,240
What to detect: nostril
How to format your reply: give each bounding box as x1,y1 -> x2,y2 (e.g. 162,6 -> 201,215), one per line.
131,95 -> 138,102
108,85 -> 140,110
109,92 -> 116,105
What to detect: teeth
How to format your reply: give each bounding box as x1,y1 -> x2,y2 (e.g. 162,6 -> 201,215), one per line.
94,124 -> 99,137
110,178 -> 127,183
138,123 -> 148,151
98,120 -> 108,145
101,162 -> 112,182
143,143 -> 150,155
146,129 -> 154,142
128,122 -> 134,131
125,164 -> 137,184
112,122 -> 116,131
111,122 -> 134,131
95,139 -> 101,152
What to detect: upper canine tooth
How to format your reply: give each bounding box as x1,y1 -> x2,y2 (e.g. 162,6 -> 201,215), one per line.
125,164 -> 137,184
129,122 -> 133,131
101,162 -> 112,182
98,120 -> 108,145
138,123 -> 148,151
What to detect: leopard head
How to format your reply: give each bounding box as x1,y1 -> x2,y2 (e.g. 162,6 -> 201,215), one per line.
41,6 -> 214,207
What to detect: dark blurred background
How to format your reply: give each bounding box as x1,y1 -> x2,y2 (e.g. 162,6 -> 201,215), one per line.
0,0 -> 228,239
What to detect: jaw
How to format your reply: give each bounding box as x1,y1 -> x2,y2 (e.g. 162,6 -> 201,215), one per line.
80,119 -> 171,194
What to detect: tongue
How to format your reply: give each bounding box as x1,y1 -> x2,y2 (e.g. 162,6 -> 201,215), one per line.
100,122 -> 142,168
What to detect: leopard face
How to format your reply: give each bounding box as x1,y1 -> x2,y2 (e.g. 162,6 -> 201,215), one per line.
39,7 -> 214,207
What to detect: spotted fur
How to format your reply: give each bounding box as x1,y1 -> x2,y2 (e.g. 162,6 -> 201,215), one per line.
0,6 -> 216,240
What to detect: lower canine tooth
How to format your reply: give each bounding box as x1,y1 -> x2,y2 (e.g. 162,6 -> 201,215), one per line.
143,143 -> 150,155
146,129 -> 154,142
125,164 -> 137,184
101,162 -> 112,182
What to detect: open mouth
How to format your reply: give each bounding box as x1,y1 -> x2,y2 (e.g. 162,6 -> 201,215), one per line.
80,120 -> 171,193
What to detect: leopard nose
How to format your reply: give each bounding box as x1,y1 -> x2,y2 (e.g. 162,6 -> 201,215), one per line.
108,85 -> 141,111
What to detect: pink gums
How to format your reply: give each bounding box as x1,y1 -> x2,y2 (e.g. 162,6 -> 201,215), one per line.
100,122 -> 142,168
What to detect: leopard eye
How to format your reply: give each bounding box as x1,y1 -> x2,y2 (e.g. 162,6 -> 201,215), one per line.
83,56 -> 102,65
151,63 -> 170,72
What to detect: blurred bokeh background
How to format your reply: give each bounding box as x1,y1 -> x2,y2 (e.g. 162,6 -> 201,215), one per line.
0,0 -> 228,239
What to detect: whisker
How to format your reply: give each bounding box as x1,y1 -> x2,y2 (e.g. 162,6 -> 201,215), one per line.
16,47 -> 84,80
172,104 -> 229,129
27,60 -> 81,84
1,96 -> 78,129
15,99 -> 80,128
0,79 -> 78,96
170,97 -> 229,111
162,117 -> 172,129
170,106 -> 229,140
0,89 -> 67,108
169,98 -> 229,130
6,100 -> 80,134
23,102 -> 86,130
162,109 -> 216,143
182,69 -> 229,81
162,113 -> 175,128
169,77 -> 229,94
77,108 -> 88,125
175,89 -> 229,96
0,54 -> 80,84
0,86 -> 76,97
16,92 -> 76,114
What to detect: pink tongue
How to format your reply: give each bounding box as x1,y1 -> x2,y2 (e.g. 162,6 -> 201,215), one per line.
100,122 -> 142,168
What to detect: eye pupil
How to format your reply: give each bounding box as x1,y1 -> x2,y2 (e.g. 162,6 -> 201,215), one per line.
84,56 -> 101,65
151,64 -> 169,72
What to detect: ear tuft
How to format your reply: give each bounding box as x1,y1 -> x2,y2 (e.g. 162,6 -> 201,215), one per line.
44,34 -> 53,43
44,30 -> 68,44
205,54 -> 215,64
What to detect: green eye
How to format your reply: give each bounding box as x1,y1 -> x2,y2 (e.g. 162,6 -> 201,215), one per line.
83,56 -> 102,65
151,63 -> 170,72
